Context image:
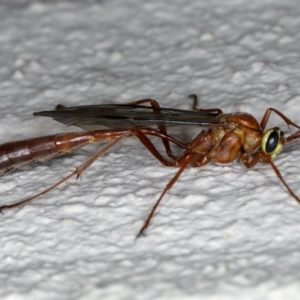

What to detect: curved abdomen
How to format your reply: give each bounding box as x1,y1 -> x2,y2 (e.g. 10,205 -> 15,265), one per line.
0,130 -> 127,174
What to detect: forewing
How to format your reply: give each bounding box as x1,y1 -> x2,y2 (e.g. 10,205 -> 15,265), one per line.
34,104 -> 222,131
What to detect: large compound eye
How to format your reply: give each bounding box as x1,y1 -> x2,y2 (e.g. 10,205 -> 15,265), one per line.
261,127 -> 283,158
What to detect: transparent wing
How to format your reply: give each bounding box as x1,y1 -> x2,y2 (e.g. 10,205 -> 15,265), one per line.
34,104 -> 222,131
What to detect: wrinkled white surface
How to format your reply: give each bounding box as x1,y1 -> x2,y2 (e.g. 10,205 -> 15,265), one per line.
1,0 -> 300,299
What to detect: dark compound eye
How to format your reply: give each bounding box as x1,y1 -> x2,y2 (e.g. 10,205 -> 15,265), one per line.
265,130 -> 279,153
261,127 -> 283,158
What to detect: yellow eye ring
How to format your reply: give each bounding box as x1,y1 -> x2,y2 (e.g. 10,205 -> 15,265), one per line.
261,127 -> 283,158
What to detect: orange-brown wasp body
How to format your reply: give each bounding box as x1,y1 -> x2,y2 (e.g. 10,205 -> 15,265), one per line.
1,95 -> 300,237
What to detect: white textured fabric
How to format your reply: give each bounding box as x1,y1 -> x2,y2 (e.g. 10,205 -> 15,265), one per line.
1,1 -> 300,299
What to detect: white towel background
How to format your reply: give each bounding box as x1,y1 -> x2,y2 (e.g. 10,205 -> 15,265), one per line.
1,1 -> 300,299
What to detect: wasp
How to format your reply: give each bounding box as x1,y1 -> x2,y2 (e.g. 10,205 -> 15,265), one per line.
0,95 -> 299,237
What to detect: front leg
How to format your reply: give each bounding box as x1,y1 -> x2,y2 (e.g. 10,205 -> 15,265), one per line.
240,150 -> 300,205
240,151 -> 261,168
